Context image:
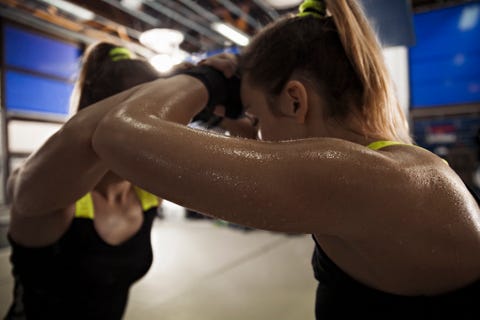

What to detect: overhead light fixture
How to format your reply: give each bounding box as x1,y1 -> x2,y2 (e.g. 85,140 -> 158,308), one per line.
211,22 -> 250,46
140,28 -> 184,54
141,28 -> 187,73
262,0 -> 303,9
40,0 -> 95,21
121,0 -> 143,10
149,50 -> 189,73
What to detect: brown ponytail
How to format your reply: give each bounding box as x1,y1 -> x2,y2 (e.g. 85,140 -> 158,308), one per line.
240,0 -> 412,143
324,0 -> 411,143
70,42 -> 160,112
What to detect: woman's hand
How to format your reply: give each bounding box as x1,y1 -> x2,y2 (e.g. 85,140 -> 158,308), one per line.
196,53 -> 242,119
167,54 -> 243,120
171,52 -> 239,78
199,53 -> 239,78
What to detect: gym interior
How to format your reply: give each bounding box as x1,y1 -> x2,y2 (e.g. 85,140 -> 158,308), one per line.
0,0 -> 479,319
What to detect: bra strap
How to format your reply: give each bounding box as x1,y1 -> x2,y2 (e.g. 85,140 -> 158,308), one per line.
366,140 -> 405,151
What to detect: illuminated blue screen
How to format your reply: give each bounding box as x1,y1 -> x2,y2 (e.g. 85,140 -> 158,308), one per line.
5,71 -> 73,116
409,3 -> 480,108
4,25 -> 81,80
3,24 -> 81,118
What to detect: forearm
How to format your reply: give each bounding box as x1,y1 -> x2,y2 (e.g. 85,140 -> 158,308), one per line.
111,76 -> 209,124
91,76 -> 210,195
92,75 -> 208,150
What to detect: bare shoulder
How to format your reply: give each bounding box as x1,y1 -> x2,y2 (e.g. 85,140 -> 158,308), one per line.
382,145 -> 475,206
245,138 -> 406,233
292,139 -> 476,234
356,144 -> 479,232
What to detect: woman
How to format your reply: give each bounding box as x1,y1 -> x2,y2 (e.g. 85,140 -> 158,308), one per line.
14,0 -> 480,318
89,0 -> 480,318
6,42 -> 161,320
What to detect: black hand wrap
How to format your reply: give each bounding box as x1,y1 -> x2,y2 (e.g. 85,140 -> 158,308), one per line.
176,65 -> 243,119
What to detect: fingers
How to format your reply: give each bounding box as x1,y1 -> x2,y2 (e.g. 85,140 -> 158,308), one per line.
199,53 -> 238,78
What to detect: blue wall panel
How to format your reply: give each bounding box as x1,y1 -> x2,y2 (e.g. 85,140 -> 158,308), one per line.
4,25 -> 81,80
410,3 -> 480,108
5,71 -> 73,116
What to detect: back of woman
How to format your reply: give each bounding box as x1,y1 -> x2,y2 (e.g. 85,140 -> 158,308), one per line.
234,0 -> 480,304
309,141 -> 480,319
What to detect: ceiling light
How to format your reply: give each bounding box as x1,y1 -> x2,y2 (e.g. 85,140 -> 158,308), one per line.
149,50 -> 188,73
40,0 -> 95,21
121,0 -> 143,10
262,0 -> 302,10
211,22 -> 250,46
140,28 -> 184,54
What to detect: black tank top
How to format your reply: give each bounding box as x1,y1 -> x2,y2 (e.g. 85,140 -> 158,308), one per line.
6,190 -> 158,320
312,186 -> 480,319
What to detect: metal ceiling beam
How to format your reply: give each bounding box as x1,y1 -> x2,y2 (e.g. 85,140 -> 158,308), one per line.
158,0 -> 228,43
176,0 -> 261,46
99,0 -> 203,50
61,0 -> 145,40
252,0 -> 279,20
143,0 -> 226,46
0,5 -> 94,44
215,0 -> 263,30
177,0 -> 222,23
100,0 -> 159,26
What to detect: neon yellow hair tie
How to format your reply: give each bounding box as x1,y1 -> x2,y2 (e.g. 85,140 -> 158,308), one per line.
298,0 -> 326,19
109,47 -> 132,62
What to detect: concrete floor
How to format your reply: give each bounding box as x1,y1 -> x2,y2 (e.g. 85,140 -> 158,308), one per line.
0,216 -> 317,320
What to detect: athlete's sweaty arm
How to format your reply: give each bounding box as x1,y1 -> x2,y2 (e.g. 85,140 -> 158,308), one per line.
91,74 -> 403,234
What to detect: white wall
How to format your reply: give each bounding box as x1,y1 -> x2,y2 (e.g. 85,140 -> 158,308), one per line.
7,120 -> 62,154
383,46 -> 410,115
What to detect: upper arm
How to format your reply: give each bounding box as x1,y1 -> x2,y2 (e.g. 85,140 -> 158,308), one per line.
93,102 -> 398,234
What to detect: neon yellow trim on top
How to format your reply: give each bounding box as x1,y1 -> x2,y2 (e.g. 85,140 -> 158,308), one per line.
75,193 -> 95,219
366,140 -> 449,165
366,140 -> 406,150
133,186 -> 159,211
74,187 -> 159,219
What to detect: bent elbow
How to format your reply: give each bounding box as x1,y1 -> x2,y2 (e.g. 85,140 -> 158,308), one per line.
91,109 -> 123,157
5,170 -> 35,216
9,185 -> 36,218
91,106 -> 142,163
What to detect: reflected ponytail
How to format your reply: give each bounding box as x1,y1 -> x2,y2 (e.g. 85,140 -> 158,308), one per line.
70,42 -> 159,112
